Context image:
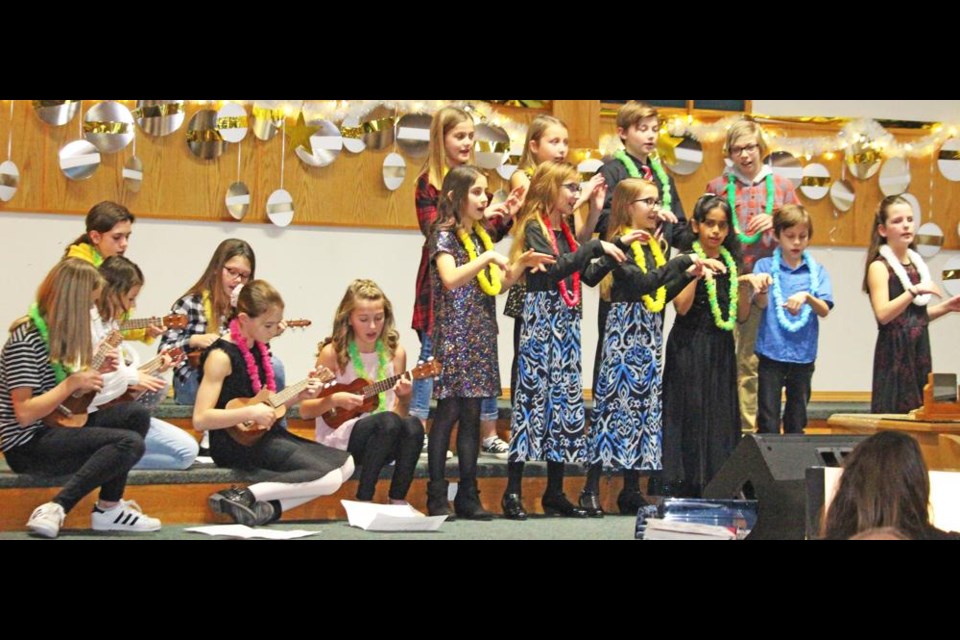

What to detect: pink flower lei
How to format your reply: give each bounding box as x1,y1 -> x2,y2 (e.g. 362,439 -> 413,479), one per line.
229,317 -> 276,393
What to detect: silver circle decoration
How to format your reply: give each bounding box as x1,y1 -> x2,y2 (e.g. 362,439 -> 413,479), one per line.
134,100 -> 185,137
364,116 -> 396,151
59,139 -> 101,180
663,136 -> 703,176
497,140 -> 524,181
382,152 -> 406,191
122,156 -> 143,192
900,192 -> 922,225
845,141 -> 881,180
915,222 -> 944,258
32,100 -> 81,126
942,255 -> 960,298
829,179 -> 855,212
266,188 -> 294,227
396,113 -> 432,158
578,158 -> 603,185
0,160 -> 19,202
341,116 -> 366,154
186,110 -> 227,160
225,182 -> 250,220
251,101 -> 283,141
800,163 -> 831,200
83,101 -> 135,154
474,123 -> 509,170
295,119 -> 342,168
878,157 -> 911,196
764,151 -> 803,188
216,103 -> 248,143
937,138 -> 960,181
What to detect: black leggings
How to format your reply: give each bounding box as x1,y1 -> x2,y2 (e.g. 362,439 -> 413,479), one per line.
348,413 -> 424,501
4,402 -> 150,513
429,397 -> 480,483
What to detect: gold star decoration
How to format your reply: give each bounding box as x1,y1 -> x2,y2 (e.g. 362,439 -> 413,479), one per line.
656,129 -> 684,166
286,111 -> 320,155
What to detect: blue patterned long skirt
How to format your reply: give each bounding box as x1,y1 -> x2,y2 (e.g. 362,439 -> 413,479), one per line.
589,302 -> 662,471
509,290 -> 587,463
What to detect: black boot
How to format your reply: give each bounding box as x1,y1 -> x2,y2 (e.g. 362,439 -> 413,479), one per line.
578,490 -> 605,518
541,492 -> 588,518
427,479 -> 456,520
454,479 -> 493,521
500,492 -> 527,520
616,489 -> 649,515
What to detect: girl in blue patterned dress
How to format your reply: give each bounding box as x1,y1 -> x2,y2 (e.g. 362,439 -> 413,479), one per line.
581,180 -> 719,516
427,165 -> 554,519
501,161 -> 631,520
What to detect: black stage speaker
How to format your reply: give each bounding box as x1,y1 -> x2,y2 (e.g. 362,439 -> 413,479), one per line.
702,434 -> 867,540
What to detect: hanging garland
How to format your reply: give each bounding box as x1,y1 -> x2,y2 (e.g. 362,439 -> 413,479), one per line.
540,214 -> 581,308
769,247 -> 820,332
456,222 -> 502,296
229,317 -> 276,394
348,338 -> 389,414
613,149 -> 672,214
727,173 -> 775,245
627,231 -> 667,313
27,303 -> 72,383
692,241 -> 739,331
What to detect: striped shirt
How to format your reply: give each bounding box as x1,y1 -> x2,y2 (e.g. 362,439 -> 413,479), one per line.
0,324 -> 57,452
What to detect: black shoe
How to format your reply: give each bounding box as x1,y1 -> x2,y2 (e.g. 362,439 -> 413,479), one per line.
616,490 -> 649,516
209,487 -> 276,526
578,491 -> 605,518
541,492 -> 588,518
454,482 -> 494,521
500,493 -> 528,520
427,479 -> 456,520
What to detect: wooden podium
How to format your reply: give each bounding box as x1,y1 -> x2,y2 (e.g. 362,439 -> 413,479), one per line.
827,374 -> 960,470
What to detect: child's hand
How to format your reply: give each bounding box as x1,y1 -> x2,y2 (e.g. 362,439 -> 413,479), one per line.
334,392 -> 364,411
943,293 -> 960,313
69,369 -> 104,395
783,292 -> 809,315
135,371 -> 166,393
145,323 -> 165,339
481,250 -> 509,271
600,241 -> 626,263
747,273 -> 772,294
247,403 -> 277,428
156,351 -> 174,373
619,228 -> 651,246
588,176 -> 608,212
515,249 -> 556,274
393,373 -> 413,398
575,174 -> 605,210
745,213 -> 774,235
916,281 -> 943,298
655,206 -> 678,224
98,348 -> 120,374
700,257 -> 728,276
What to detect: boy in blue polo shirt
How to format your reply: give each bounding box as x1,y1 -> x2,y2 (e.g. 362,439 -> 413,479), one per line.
748,205 -> 833,433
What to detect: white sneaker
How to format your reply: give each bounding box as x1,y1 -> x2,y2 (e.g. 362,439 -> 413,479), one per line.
481,436 -> 510,460
27,502 -> 65,538
91,499 -> 161,533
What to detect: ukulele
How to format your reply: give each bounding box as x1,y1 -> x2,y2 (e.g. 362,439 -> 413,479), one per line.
224,365 -> 336,447
186,319 -> 312,370
43,331 -> 124,428
101,347 -> 186,409
320,359 -> 442,429
119,313 -> 188,332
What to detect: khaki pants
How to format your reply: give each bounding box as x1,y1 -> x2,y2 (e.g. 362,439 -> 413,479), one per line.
735,304 -> 762,431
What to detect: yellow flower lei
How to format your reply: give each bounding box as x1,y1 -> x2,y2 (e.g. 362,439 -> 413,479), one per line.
456,223 -> 502,296
627,229 -> 667,313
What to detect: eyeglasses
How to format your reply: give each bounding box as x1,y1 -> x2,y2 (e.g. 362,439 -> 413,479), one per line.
730,143 -> 760,155
632,197 -> 661,207
223,266 -> 251,282
562,182 -> 582,194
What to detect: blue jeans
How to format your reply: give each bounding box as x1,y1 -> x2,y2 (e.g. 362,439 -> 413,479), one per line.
412,331 -> 498,422
134,418 -> 200,470
175,356 -> 288,429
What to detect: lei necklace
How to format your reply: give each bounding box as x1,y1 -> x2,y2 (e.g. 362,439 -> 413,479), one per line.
456,222 -> 502,296
692,241 -> 739,331
625,229 -> 666,313
27,303 -> 71,383
727,173 -> 775,245
770,248 -> 820,332
540,213 -> 581,307
229,317 -> 276,393
348,339 -> 389,414
878,244 -> 932,307
615,150 -> 672,214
